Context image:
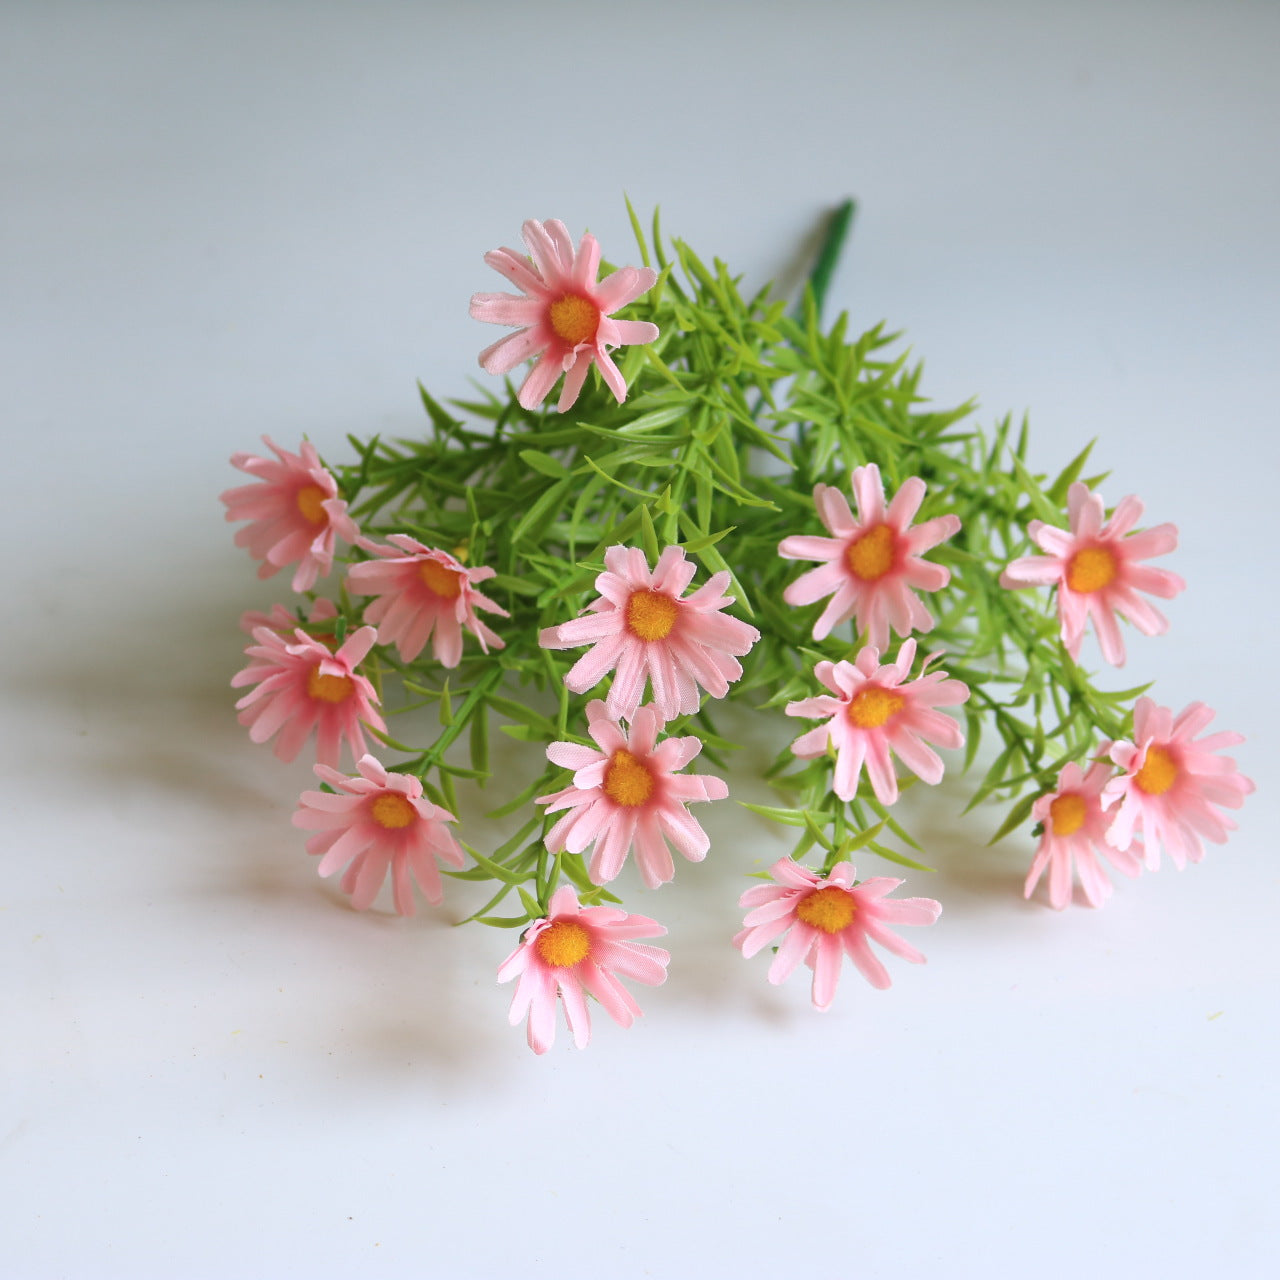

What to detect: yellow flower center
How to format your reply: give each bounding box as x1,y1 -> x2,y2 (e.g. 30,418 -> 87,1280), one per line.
1134,744 -> 1178,796
1066,546 -> 1118,594
370,793 -> 416,830
535,920 -> 591,968
295,484 -> 329,526
306,665 -> 353,704
846,524 -> 896,581
626,589 -> 679,642
548,294 -> 599,346
795,885 -> 858,934
1048,792 -> 1088,837
603,749 -> 655,807
419,558 -> 463,599
847,686 -> 905,730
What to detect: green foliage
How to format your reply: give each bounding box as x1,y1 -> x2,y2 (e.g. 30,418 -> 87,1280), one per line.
301,205 -> 1143,928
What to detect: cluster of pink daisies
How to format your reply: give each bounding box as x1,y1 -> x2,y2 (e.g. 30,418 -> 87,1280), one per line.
221,217 -> 1252,1053
1000,482 -> 1253,907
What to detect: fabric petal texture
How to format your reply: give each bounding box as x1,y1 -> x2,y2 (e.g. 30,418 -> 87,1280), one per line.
221,436 -> 359,592
498,887 -> 670,1054
1102,697 -> 1252,871
536,700 -> 728,889
469,218 -> 659,412
1024,760 -> 1142,909
779,465 -> 960,649
1000,481 -> 1185,666
293,754 -> 465,914
232,626 -> 385,768
785,638 -> 969,806
347,535 -> 508,667
540,543 -> 760,721
735,859 -> 941,1009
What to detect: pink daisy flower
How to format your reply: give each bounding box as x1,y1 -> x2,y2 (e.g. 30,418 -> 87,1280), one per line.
538,701 -> 729,889
785,638 -> 969,806
1103,697 -> 1253,870
292,754 -> 465,914
779,465 -> 961,650
539,544 -> 760,722
999,481 -> 1185,666
231,625 -> 385,767
734,858 -> 942,1010
346,536 -> 508,667
497,885 -> 670,1054
1024,761 -> 1143,909
221,436 -> 359,593
469,217 -> 659,413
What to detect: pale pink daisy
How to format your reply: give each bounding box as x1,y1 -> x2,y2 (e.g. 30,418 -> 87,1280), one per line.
779,465 -> 961,650
346,536 -> 508,667
1000,481 -> 1185,666
538,701 -> 729,889
292,754 -> 465,914
539,544 -> 760,721
221,436 -> 358,592
497,885 -> 670,1054
786,638 -> 969,806
469,217 -> 659,412
734,858 -> 942,1009
231,625 -> 385,767
1103,697 -> 1253,870
1024,761 -> 1142,909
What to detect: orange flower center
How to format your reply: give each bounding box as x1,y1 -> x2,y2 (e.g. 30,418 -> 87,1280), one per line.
603,749 -> 655,807
370,793 -> 416,830
295,484 -> 329,526
796,885 -> 858,933
626,589 -> 679,642
535,920 -> 591,968
419,558 -> 463,599
548,294 -> 599,346
306,665 -> 353,704
1048,793 -> 1088,837
847,524 -> 896,581
1134,744 -> 1177,796
1066,546 -> 1118,593
848,686 -> 905,730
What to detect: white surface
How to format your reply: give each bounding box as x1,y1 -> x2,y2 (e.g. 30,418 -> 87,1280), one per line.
3,2 -> 1277,1277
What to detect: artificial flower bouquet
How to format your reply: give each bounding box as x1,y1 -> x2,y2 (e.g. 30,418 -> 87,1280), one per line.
222,202 -> 1253,1053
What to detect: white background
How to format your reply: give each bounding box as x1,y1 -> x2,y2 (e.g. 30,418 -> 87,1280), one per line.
3,2 -> 1277,1277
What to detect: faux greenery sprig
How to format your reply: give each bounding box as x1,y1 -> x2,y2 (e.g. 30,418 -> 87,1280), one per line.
224,201 -> 1250,1050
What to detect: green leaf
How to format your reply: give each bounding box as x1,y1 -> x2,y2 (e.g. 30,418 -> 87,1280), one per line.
469,706 -> 490,779
864,842 -> 936,873
988,792 -> 1038,846
625,192 -> 651,270
487,772 -> 554,820
739,802 -> 808,827
498,723 -> 541,742
1045,438 -> 1096,506
465,847 -> 523,885
638,502 -> 660,562
802,810 -> 836,852
835,821 -> 886,855
518,449 -> 569,479
418,382 -> 464,436
1009,453 -> 1059,525
510,477 -> 573,543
